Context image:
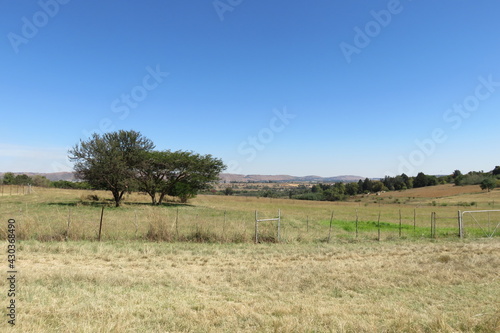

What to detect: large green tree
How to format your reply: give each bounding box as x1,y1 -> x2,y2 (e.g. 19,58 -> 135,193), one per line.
480,177 -> 496,192
69,130 -> 155,207
137,150 -> 226,204
2,172 -> 15,185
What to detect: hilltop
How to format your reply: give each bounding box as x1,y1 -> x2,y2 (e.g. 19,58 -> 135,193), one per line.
0,172 -> 364,183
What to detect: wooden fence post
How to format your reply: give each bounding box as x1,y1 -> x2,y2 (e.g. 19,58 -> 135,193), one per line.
98,206 -> 104,242
399,209 -> 402,238
355,209 -> 359,239
377,211 -> 381,241
254,210 -> 258,244
66,207 -> 71,242
277,209 -> 281,242
328,211 -> 334,243
413,208 -> 416,234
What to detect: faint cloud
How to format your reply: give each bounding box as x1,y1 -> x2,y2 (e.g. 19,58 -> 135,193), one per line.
0,144 -> 72,172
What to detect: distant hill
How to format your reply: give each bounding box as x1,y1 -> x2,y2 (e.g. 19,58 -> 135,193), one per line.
219,174 -> 364,183
0,172 -> 75,181
1,172 -> 363,183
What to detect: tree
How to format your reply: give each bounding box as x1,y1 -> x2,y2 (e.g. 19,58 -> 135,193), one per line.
362,178 -> 373,193
32,175 -> 51,187
413,172 -> 428,188
492,166 -> 500,176
224,187 -> 234,196
357,179 -> 364,194
136,150 -> 226,204
13,174 -> 32,185
371,181 -> 384,193
69,130 -> 155,207
480,178 -> 496,192
167,152 -> 226,203
345,182 -> 359,196
2,172 -> 15,185
401,173 -> 412,189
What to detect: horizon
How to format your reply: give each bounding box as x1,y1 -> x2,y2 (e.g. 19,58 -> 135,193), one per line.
2,1 -> 499,178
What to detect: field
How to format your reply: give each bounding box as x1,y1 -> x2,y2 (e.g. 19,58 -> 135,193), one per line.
1,185 -> 500,332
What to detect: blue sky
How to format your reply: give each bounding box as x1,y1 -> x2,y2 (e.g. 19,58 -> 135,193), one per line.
1,0 -> 499,178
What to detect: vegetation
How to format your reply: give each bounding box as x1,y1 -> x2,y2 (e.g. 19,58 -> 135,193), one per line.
4,238 -> 500,332
217,167 -> 500,203
136,150 -> 225,204
69,130 -> 155,207
1,183 -> 499,331
68,130 -> 225,206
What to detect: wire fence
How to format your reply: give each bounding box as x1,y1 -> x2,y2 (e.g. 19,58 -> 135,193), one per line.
1,202 -> 498,243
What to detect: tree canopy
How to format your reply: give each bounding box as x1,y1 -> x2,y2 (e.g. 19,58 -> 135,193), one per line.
69,130 -> 225,206
69,130 -> 155,207
136,150 -> 226,204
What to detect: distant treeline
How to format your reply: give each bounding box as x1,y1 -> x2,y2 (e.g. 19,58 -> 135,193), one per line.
0,172 -> 91,189
221,167 -> 500,201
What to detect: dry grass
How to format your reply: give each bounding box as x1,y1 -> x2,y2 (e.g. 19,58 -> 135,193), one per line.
2,239 -> 498,332
1,185 -> 499,242
1,186 -> 499,331
377,184 -> 485,199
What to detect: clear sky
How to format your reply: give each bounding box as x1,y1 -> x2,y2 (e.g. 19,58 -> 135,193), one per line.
1,0 -> 499,178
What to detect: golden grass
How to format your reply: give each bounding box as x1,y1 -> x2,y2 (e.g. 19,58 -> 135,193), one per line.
1,186 -> 499,242
1,186 -> 499,331
2,239 -> 498,332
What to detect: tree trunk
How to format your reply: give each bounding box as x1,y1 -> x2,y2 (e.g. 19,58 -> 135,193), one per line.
158,192 -> 166,205
112,190 -> 121,207
149,192 -> 157,205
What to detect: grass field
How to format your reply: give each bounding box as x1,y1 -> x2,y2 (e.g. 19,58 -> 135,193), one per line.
1,184 -> 499,242
1,185 -> 499,332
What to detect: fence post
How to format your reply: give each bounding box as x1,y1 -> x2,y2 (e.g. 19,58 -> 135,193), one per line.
355,209 -> 358,239
413,208 -> 416,234
277,209 -> 281,242
377,211 -> 381,241
254,210 -> 258,244
328,211 -> 334,243
98,206 -> 105,242
66,207 -> 71,242
133,210 -> 139,237
399,209 -> 402,238
458,210 -> 463,239
223,210 -> 226,240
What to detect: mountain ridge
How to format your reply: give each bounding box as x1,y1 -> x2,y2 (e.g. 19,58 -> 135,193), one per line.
0,172 -> 365,183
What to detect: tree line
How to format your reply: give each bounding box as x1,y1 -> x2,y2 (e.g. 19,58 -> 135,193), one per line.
0,172 -> 89,189
224,167 -> 499,201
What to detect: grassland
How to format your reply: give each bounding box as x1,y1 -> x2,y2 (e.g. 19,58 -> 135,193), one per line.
1,184 -> 499,242
1,185 -> 499,332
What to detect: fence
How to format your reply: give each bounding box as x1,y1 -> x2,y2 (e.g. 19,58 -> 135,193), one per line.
0,185 -> 33,196
2,202 -> 498,243
459,210 -> 500,238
